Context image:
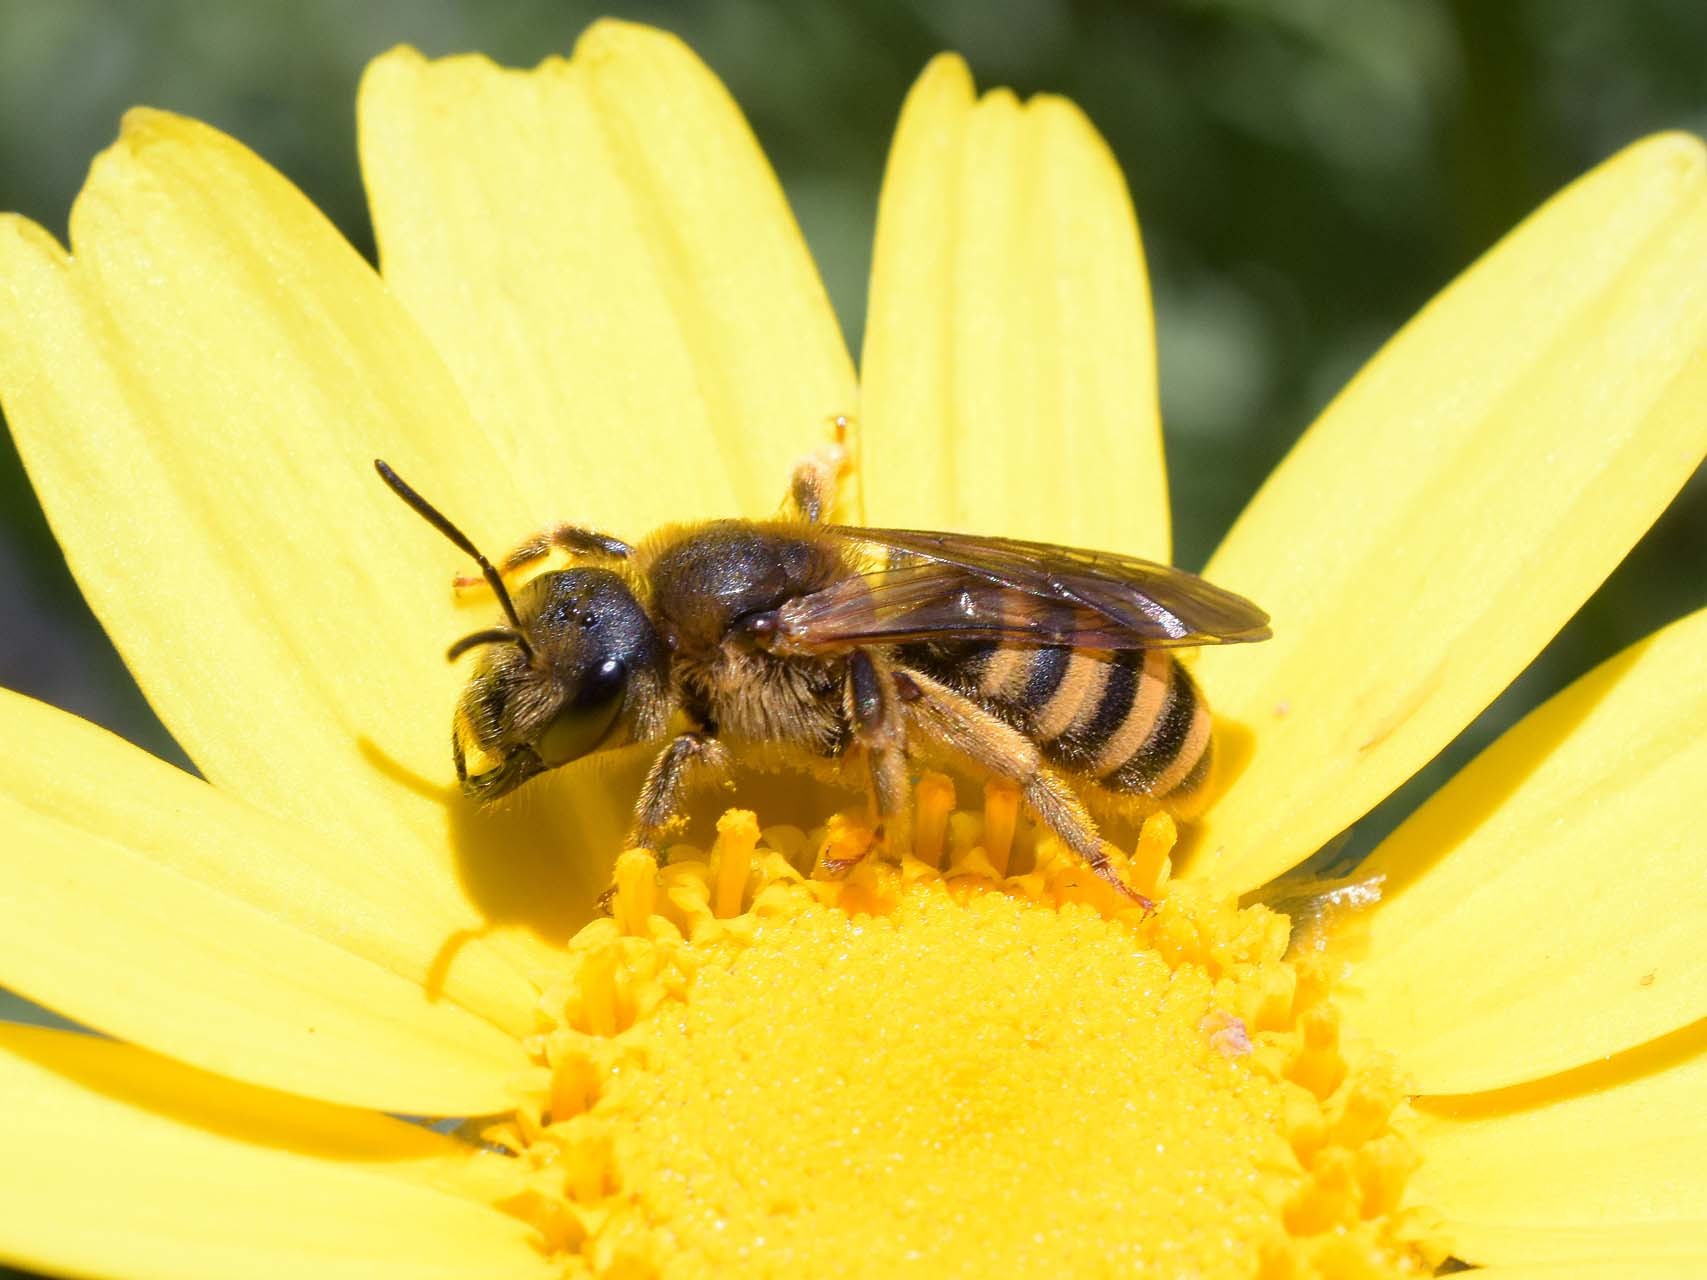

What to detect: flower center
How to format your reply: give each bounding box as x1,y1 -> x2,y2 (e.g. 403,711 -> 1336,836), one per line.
488,780 -> 1440,1278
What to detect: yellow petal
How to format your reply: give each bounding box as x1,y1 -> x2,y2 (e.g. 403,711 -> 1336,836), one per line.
0,113 -> 608,960
1470,1266 -> 1707,1279
1188,134 -> 1707,890
0,688 -> 532,1115
0,1024 -> 554,1280
1409,1022 -> 1707,1267
860,55 -> 1169,557
359,24 -> 857,534
1337,607 -> 1707,1094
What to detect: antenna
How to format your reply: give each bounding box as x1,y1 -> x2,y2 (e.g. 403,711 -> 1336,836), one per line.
374,459 -> 535,663
447,627 -> 529,661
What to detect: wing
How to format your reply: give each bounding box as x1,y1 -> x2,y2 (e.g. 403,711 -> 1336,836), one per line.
773,527 -> 1271,654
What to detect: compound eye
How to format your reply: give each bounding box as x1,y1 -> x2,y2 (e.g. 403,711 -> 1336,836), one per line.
535,661 -> 626,767
587,657 -> 624,697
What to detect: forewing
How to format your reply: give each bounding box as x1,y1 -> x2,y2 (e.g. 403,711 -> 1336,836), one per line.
776,527 -> 1271,653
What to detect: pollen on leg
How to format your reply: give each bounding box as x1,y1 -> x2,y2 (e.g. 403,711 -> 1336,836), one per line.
497,799 -> 1445,1278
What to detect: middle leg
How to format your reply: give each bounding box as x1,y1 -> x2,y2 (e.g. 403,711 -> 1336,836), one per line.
844,648 -> 912,862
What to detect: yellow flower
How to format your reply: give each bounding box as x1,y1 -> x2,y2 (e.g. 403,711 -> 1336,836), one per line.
1,18 -> 1704,1279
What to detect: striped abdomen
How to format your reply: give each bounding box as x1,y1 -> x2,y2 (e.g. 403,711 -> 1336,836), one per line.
904,641 -> 1214,812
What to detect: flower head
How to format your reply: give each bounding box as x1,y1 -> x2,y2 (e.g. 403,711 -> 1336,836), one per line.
1,19 -> 1704,1279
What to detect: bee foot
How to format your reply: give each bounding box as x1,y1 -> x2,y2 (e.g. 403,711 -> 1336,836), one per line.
1116,880 -> 1158,915
1086,856 -> 1156,914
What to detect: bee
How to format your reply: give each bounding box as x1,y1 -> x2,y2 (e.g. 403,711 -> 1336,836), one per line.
374,446 -> 1269,901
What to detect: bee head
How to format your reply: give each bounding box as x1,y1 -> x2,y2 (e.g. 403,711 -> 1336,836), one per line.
373,460 -> 661,802
451,567 -> 662,800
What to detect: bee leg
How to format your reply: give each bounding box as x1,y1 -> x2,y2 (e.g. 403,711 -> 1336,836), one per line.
845,649 -> 911,861
628,731 -> 733,852
453,524 -> 634,590
787,417 -> 851,525
894,667 -> 1153,909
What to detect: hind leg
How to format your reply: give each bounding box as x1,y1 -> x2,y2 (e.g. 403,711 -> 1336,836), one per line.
893,667 -> 1152,907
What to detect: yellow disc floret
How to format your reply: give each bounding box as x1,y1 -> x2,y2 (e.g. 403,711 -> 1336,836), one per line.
489,779 -> 1441,1278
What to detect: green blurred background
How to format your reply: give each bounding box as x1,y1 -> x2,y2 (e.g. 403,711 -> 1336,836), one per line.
0,0 -> 1703,985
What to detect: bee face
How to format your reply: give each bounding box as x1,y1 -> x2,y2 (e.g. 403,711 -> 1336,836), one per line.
454,567 -> 662,799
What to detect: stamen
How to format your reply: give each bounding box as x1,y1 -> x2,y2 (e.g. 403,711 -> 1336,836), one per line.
711,810 -> 759,918
576,941 -> 618,1039
913,771 -> 956,867
980,778 -> 1021,875
610,849 -> 657,937
814,812 -> 874,878
1130,810 -> 1177,898
497,795 -> 1444,1277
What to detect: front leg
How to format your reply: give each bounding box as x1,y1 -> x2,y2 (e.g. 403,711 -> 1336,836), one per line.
629,731 -> 732,851
453,522 -> 634,591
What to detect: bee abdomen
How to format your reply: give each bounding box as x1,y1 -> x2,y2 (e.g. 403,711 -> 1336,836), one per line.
902,640 -> 1214,807
1006,646 -> 1211,805
1095,654 -> 1213,803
